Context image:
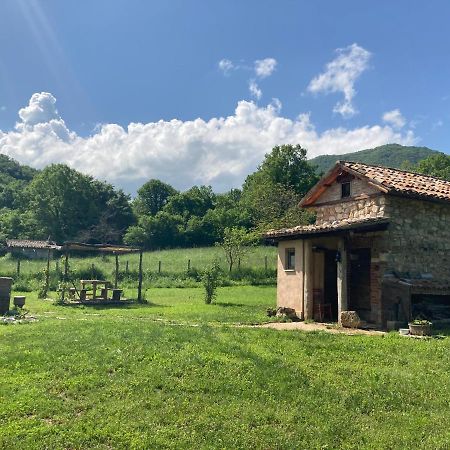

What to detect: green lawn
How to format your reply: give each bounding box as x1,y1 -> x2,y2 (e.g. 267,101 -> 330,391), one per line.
0,246 -> 277,277
2,288 -> 450,449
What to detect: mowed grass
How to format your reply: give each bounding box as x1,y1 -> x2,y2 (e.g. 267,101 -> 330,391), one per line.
1,288 -> 450,449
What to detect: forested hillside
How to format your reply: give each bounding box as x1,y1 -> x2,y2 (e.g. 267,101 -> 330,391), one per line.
310,144 -> 441,174
0,143 -> 447,248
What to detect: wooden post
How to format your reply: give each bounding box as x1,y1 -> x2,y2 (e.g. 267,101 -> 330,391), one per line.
63,251 -> 69,301
303,240 -> 314,320
238,258 -> 241,270
125,260 -> 129,275
187,259 -> 191,271
16,259 -> 20,277
158,260 -> 161,273
137,250 -> 143,302
45,248 -> 51,295
337,238 -> 348,324
264,255 -> 268,271
115,253 -> 119,289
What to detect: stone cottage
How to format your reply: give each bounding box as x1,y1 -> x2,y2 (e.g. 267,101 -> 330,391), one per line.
266,161 -> 450,328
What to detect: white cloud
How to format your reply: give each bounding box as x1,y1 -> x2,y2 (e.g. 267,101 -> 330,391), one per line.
249,80 -> 262,100
308,43 -> 371,118
254,58 -> 277,78
382,109 -> 406,129
218,59 -> 234,75
0,92 -> 417,193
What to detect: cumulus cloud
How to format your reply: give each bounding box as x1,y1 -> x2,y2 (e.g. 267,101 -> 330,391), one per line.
0,92 -> 417,193
382,109 -> 406,129
218,59 -> 235,75
254,58 -> 277,78
249,80 -> 262,100
308,43 -> 371,118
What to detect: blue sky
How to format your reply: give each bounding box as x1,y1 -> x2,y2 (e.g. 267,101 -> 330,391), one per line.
0,0 -> 449,193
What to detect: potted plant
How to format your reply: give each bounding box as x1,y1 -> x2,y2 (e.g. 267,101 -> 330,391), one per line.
408,319 -> 433,336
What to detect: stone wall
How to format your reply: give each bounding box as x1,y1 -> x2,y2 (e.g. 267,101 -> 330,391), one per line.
381,196 -> 450,282
315,178 -> 380,205
315,195 -> 386,225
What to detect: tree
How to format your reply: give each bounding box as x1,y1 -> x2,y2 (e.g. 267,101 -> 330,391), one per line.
124,211 -> 184,249
26,164 -> 99,241
245,144 -> 319,196
241,144 -> 319,231
134,179 -> 177,217
164,185 -> 215,219
219,227 -> 255,272
413,153 -> 450,180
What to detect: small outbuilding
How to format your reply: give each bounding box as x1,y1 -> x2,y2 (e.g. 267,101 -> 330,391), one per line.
6,239 -> 62,259
266,161 -> 450,327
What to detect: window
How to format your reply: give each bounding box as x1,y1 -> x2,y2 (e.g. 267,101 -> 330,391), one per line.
285,248 -> 295,270
341,182 -> 351,198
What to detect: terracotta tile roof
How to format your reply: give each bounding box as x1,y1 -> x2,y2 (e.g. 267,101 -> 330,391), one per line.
342,161 -> 450,203
6,239 -> 61,250
265,217 -> 389,239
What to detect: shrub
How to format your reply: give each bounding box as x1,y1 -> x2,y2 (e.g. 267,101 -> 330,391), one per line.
201,261 -> 221,304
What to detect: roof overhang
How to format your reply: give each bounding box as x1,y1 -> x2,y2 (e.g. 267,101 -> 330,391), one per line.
299,161 -> 389,207
62,242 -> 141,254
265,218 -> 390,241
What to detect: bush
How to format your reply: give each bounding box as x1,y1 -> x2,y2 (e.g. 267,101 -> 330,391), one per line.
201,261 -> 221,304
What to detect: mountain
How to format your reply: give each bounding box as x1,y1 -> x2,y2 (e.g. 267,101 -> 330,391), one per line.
309,144 -> 443,174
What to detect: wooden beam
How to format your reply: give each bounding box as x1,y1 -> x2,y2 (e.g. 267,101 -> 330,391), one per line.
115,253 -> 119,289
337,238 -> 348,323
303,240 -> 314,320
137,250 -> 143,303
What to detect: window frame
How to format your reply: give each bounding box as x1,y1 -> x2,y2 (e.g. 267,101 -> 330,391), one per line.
341,181 -> 351,199
285,248 -> 296,271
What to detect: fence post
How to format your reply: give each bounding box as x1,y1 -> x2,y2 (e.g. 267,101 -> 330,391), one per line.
238,258 -> 241,270
187,259 -> 191,271
137,250 -> 143,303
16,259 -> 20,277
115,253 -> 119,289
158,261 -> 161,273
125,260 -> 129,275
45,248 -> 50,295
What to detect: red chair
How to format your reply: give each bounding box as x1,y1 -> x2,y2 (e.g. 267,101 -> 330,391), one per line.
313,289 -> 332,322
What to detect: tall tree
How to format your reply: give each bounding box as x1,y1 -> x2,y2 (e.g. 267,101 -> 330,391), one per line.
27,164 -> 98,241
134,179 -> 178,216
241,144 -> 318,230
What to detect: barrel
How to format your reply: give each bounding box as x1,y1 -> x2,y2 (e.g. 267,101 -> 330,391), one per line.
0,277 -> 13,314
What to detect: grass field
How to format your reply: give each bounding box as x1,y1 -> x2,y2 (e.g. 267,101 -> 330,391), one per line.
2,288 -> 450,449
0,246 -> 278,290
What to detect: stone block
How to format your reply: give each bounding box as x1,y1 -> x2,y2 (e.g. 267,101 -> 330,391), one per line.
340,310 -> 361,328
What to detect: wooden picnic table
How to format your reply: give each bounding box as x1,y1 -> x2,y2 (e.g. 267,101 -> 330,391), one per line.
80,279 -> 111,300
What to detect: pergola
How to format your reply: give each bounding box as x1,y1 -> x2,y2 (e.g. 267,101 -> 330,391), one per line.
58,242 -> 144,302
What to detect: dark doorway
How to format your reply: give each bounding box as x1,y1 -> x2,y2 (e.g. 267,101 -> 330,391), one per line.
349,248 -> 371,321
323,250 -> 338,320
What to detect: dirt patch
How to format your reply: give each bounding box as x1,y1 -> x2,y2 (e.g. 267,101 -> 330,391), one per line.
256,321 -> 385,336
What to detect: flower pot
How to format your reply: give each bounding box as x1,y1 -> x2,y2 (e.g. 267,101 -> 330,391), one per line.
13,296 -> 26,308
408,322 -> 432,336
